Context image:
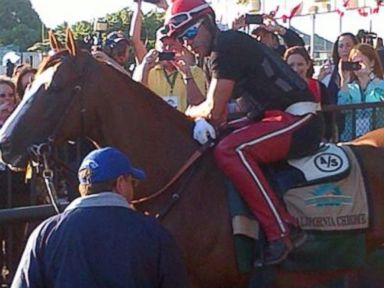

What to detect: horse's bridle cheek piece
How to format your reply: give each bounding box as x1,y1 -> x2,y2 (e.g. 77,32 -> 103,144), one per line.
27,62 -> 88,214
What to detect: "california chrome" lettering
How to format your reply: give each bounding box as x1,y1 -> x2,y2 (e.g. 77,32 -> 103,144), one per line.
298,214 -> 367,227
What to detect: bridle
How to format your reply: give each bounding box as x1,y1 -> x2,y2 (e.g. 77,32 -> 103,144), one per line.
28,54 -> 88,214
27,52 -> 212,219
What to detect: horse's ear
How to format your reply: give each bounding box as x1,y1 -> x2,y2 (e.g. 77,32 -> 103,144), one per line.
49,30 -> 62,51
65,28 -> 78,57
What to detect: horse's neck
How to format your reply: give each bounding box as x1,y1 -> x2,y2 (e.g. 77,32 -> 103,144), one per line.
93,71 -> 198,194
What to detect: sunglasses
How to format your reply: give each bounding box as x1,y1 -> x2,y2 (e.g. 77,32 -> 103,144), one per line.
179,20 -> 204,41
167,3 -> 209,30
0,93 -> 15,98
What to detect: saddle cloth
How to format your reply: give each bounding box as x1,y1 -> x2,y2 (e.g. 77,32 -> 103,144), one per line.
284,145 -> 369,231
287,143 -> 350,184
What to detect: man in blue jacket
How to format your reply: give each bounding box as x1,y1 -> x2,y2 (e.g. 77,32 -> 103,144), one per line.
11,147 -> 187,288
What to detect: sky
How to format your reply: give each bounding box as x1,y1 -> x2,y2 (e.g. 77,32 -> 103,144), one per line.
30,0 -> 384,43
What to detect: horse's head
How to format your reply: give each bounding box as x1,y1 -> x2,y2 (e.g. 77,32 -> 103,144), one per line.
0,29 -> 91,169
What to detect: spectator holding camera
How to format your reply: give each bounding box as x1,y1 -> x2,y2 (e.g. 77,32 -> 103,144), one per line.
131,0 -> 206,112
133,28 -> 206,111
318,32 -> 359,104
232,14 -> 304,57
338,43 -> 384,141
130,0 -> 168,64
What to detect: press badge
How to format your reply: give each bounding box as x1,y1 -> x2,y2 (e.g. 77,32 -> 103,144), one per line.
163,96 -> 178,109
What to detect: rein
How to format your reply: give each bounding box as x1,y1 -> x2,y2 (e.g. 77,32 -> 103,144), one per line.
131,150 -> 203,204
132,145 -> 207,205
132,142 -> 212,219
27,52 -> 211,220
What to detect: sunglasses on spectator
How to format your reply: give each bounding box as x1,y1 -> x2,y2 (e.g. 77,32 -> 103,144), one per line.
167,3 -> 209,30
179,20 -> 204,41
0,93 -> 15,98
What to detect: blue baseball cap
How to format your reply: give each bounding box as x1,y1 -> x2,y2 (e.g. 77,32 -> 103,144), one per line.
78,147 -> 146,184
105,31 -> 130,49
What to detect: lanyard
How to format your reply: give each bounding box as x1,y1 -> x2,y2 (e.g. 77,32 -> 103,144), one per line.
163,69 -> 178,95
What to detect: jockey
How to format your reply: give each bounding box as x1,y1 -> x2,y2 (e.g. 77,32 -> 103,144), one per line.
165,0 -> 324,265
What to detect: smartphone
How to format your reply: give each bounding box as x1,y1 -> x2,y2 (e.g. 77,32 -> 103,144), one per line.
245,14 -> 264,25
341,61 -> 362,71
158,52 -> 175,61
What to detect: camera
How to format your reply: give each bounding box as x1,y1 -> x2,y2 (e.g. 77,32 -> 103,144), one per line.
341,61 -> 362,71
357,29 -> 377,46
245,14 -> 264,25
158,52 -> 175,61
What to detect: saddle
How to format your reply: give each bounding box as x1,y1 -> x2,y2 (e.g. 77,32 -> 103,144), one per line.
228,143 -> 369,273
230,143 -> 369,238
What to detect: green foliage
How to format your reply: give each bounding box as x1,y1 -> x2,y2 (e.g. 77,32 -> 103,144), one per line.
0,0 -> 43,50
48,7 -> 164,49
52,22 -> 69,45
8,3 -> 165,56
105,8 -> 132,34
72,21 -> 93,41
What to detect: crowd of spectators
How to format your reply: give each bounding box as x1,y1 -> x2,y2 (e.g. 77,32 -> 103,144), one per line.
3,2 -> 383,142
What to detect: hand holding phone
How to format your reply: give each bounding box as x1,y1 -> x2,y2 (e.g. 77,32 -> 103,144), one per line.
341,61 -> 362,71
244,14 -> 264,25
158,52 -> 175,61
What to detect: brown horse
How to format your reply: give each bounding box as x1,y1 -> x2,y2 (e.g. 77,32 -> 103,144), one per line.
1,30 -> 384,287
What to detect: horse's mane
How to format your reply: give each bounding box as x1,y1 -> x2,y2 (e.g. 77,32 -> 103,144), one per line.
37,48 -> 194,135
92,54 -> 194,129
37,50 -> 71,75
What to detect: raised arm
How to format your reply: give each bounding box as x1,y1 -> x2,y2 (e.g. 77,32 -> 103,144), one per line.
129,0 -> 147,64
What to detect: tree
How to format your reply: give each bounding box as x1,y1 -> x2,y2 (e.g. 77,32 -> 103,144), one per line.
0,0 -> 43,50
28,6 -> 165,56
72,21 -> 93,41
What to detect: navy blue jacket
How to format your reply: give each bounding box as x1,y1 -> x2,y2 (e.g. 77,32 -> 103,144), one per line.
11,193 -> 187,288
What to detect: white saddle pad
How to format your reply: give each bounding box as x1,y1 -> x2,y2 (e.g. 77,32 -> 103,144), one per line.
288,143 -> 350,182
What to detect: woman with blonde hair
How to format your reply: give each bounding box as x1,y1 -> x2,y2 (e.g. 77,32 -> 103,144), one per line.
338,43 -> 384,141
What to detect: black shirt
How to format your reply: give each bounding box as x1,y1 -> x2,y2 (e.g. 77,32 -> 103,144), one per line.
209,30 -> 315,112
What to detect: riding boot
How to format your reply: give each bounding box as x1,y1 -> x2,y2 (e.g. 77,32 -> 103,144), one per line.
289,225 -> 307,248
254,226 -> 308,267
254,237 -> 293,267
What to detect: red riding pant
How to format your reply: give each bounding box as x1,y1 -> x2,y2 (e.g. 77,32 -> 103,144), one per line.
214,111 -> 315,241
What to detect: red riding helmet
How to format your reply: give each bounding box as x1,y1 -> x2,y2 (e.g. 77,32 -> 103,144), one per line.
165,0 -> 215,38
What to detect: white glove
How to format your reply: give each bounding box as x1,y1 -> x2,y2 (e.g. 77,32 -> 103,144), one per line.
193,119 -> 216,145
